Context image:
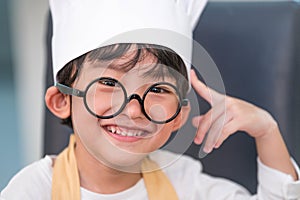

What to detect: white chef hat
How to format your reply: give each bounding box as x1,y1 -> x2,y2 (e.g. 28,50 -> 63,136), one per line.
49,0 -> 207,84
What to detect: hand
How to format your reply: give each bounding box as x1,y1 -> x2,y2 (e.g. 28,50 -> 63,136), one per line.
190,69 -> 278,153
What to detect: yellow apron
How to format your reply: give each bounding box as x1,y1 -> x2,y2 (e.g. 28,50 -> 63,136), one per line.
52,135 -> 179,200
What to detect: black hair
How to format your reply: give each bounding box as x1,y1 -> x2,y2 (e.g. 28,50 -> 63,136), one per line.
56,43 -> 188,128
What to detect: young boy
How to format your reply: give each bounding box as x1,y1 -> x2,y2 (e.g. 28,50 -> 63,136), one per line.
1,0 -> 300,199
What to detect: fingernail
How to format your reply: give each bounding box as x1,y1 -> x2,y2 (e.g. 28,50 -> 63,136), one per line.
194,137 -> 201,145
203,146 -> 212,154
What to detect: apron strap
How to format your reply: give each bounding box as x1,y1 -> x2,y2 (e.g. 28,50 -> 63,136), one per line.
52,135 -> 81,200
142,157 -> 179,200
52,134 -> 179,200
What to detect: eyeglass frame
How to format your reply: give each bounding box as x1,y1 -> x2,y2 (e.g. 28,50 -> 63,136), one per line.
56,77 -> 189,124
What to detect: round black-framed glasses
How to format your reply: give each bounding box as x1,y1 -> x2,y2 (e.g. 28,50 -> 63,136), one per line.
56,77 -> 189,124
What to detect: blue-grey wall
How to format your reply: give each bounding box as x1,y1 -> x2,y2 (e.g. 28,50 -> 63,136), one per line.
0,0 -> 21,190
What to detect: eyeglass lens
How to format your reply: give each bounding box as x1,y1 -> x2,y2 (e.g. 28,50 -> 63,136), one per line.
84,77 -> 181,123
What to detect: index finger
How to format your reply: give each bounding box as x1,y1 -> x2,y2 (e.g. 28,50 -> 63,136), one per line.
190,69 -> 224,106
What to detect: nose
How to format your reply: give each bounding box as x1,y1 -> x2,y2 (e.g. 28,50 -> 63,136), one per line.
124,94 -> 144,119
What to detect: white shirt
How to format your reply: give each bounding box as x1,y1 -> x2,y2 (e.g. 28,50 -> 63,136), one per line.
1,150 -> 300,200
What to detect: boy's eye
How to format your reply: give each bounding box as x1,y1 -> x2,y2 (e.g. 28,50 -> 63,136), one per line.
149,86 -> 170,94
98,79 -> 117,87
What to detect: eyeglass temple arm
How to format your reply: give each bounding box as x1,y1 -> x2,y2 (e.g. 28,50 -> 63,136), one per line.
55,83 -> 85,97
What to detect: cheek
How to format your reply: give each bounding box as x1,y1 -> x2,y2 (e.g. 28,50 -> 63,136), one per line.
71,97 -> 97,130
91,90 -> 125,117
145,95 -> 179,122
72,97 -> 87,114
93,102 -> 111,117
144,123 -> 175,152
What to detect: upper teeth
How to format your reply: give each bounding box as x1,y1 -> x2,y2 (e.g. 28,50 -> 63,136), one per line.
106,126 -> 145,137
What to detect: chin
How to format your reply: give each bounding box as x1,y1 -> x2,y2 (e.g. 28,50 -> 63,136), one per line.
93,150 -> 147,173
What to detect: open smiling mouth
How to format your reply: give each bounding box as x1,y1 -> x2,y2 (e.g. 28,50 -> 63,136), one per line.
104,125 -> 151,138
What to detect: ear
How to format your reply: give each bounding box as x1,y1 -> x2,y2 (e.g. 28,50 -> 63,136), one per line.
45,86 -> 71,119
172,102 -> 191,131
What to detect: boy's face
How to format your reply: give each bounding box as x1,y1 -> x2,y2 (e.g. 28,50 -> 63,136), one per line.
70,49 -> 189,171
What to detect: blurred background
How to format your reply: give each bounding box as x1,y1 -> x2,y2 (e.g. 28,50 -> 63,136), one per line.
0,0 -> 48,189
1,0 -> 300,192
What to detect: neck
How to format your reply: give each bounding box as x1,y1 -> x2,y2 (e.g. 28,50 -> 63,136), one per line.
74,135 -> 142,194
